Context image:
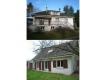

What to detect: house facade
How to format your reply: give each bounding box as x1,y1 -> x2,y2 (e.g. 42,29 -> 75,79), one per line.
27,42 -> 79,75
27,10 -> 74,32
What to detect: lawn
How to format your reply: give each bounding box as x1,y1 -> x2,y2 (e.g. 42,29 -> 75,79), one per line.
27,70 -> 79,80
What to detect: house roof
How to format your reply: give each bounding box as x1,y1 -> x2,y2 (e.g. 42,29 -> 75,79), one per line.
33,10 -> 60,16
34,15 -> 70,19
33,41 -> 78,60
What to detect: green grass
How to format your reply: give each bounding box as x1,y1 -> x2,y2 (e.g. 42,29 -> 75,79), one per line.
27,70 -> 79,80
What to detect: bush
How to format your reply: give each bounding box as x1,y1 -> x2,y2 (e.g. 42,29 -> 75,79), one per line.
27,27 -> 79,39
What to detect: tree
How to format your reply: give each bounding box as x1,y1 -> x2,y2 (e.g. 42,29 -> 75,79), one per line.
55,40 -> 79,56
33,40 -> 55,54
63,5 -> 74,16
27,2 -> 34,14
33,40 -> 79,56
74,10 -> 79,28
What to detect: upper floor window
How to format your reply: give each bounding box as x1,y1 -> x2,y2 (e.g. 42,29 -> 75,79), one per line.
39,19 -> 44,25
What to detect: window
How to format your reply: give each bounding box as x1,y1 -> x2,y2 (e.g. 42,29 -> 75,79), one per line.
61,60 -> 63,67
57,60 -> 60,67
48,49 -> 53,53
39,19 -> 44,25
63,60 -> 68,68
53,60 -> 68,68
51,26 -> 54,29
53,61 -> 56,68
45,61 -> 48,69
56,18 -> 59,20
40,26 -> 45,30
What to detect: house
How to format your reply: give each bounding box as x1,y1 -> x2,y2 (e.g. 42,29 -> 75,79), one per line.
27,41 -> 79,75
27,10 -> 74,32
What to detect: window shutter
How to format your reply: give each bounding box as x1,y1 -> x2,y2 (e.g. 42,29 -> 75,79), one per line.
63,60 -> 68,68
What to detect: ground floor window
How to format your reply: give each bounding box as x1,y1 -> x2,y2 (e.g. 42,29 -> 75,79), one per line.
40,26 -> 45,30
45,61 -> 48,69
53,60 -> 68,68
63,60 -> 68,68
51,26 -> 54,29
57,60 -> 60,67
61,60 -> 64,67
37,62 -> 39,68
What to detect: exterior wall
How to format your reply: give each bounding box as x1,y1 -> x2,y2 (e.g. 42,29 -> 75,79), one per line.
31,54 -> 78,75
50,12 -> 60,15
50,17 -> 74,30
28,16 -> 74,32
67,18 -> 74,29
50,55 -> 78,75
27,60 -> 35,69
51,58 -> 72,75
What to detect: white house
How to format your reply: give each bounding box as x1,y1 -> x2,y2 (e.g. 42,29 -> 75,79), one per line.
27,10 -> 74,32
27,41 -> 79,75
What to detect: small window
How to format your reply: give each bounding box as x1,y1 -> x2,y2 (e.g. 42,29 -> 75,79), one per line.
53,61 -> 56,68
48,49 -> 53,53
57,60 -> 60,67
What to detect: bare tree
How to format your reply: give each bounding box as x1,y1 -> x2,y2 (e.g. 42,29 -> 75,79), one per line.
33,40 -> 55,54
54,40 -> 79,56
33,40 -> 79,56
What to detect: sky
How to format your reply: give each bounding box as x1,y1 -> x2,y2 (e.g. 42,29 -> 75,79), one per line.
26,40 -> 71,60
27,0 -> 79,12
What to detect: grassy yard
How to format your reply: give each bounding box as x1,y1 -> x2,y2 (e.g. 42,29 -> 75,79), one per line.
27,70 -> 79,80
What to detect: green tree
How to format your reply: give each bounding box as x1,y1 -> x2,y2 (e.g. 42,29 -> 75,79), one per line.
74,10 -> 79,28
27,2 -> 33,13
63,5 -> 74,16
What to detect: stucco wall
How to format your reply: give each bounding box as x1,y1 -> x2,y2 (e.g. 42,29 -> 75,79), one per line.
67,18 -> 74,29
28,16 -> 74,32
51,58 -> 72,75
30,55 -> 79,75
50,55 -> 77,75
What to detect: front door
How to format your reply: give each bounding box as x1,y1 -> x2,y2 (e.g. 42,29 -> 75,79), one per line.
48,61 -> 51,71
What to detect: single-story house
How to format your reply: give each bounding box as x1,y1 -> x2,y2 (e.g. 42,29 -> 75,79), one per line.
27,41 -> 79,75
27,10 -> 74,32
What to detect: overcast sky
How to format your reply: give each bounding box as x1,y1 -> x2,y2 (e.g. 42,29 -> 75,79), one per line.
26,40 -> 71,60
27,0 -> 79,12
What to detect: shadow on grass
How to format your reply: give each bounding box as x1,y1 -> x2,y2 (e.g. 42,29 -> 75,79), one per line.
27,28 -> 79,40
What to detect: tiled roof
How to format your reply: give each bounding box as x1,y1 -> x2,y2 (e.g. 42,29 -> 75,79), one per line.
33,41 -> 78,60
